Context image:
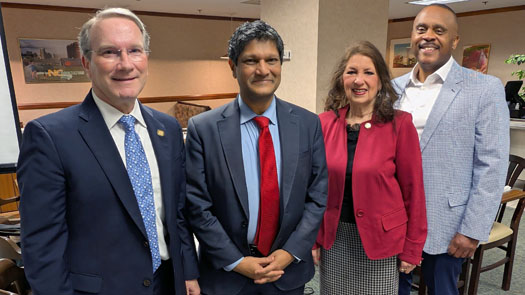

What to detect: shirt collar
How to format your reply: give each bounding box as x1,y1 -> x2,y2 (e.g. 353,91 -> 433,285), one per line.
238,94 -> 277,126
408,56 -> 455,86
91,89 -> 147,130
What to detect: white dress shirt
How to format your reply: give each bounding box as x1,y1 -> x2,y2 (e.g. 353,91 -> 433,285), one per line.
397,56 -> 455,139
92,91 -> 169,260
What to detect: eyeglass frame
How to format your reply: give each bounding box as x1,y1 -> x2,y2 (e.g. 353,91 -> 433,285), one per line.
88,47 -> 151,62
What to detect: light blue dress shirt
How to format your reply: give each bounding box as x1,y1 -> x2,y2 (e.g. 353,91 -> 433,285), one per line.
224,95 -> 282,271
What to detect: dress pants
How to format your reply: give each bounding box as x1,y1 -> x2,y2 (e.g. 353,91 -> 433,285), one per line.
398,252 -> 464,295
153,259 -> 175,295
238,281 -> 304,295
398,272 -> 413,295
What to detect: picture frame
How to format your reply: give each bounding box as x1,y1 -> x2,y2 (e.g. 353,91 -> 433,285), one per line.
19,38 -> 90,83
462,44 -> 490,74
389,38 -> 416,69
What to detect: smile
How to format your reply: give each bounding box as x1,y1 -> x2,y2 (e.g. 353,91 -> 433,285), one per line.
352,88 -> 367,95
419,43 -> 439,53
112,77 -> 136,82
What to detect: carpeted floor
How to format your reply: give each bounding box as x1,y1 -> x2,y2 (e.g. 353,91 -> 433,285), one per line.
305,189 -> 525,294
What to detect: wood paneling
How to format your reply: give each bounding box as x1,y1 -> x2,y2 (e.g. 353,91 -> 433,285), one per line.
17,92 -> 238,110
0,3 -> 257,22
389,5 -> 525,23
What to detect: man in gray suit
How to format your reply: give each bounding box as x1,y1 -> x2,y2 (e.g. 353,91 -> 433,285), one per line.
393,4 -> 509,295
185,21 -> 327,295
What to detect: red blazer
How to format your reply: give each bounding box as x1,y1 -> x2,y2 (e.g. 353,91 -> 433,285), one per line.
315,107 -> 427,265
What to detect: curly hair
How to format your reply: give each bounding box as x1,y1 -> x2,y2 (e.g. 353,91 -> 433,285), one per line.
324,41 -> 398,123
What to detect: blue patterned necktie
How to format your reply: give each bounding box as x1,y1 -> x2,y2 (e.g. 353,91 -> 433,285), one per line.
119,115 -> 161,272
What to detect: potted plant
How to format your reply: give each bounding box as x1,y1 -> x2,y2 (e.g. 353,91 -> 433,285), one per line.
505,54 -> 525,100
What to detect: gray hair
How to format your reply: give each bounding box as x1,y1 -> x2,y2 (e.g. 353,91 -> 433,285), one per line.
228,20 -> 284,65
78,7 -> 150,60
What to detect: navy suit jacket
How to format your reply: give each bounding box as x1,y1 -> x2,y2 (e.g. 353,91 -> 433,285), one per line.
18,92 -> 198,295
185,97 -> 328,295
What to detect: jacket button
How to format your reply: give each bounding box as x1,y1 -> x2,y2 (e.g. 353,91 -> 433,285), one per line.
143,240 -> 149,247
241,221 -> 248,228
356,210 -> 364,217
143,279 -> 151,287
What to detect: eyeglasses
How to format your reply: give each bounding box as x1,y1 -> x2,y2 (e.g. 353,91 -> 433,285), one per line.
90,48 -> 150,62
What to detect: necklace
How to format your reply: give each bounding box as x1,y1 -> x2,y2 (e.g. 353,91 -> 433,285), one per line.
346,110 -> 373,126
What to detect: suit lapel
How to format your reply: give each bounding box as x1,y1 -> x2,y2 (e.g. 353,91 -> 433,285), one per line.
141,105 -> 172,220
276,98 -> 299,212
419,61 -> 463,152
217,100 -> 249,218
77,93 -> 148,238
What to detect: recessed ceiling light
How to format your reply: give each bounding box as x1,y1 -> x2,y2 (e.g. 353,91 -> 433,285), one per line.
241,0 -> 261,5
408,0 -> 470,5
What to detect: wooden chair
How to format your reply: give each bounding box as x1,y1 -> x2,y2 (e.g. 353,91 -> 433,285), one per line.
466,154 -> 525,294
0,259 -> 29,295
0,176 -> 20,228
0,238 -> 21,261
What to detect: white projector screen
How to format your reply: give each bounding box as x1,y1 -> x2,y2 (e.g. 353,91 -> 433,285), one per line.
0,4 -> 22,174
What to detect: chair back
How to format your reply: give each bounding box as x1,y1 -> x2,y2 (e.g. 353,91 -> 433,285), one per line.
0,238 -> 21,261
507,154 -> 525,188
0,175 -> 19,213
168,102 -> 211,129
0,258 -> 28,295
497,155 -> 525,223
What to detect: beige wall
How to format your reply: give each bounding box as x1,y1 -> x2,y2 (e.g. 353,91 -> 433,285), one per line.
6,6 -> 524,124
261,0 -> 320,112
1,7 -> 242,124
317,0 -> 388,113
387,9 -> 525,82
262,0 -> 388,114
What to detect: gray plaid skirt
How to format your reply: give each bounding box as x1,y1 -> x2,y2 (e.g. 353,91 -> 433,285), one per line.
320,222 -> 399,295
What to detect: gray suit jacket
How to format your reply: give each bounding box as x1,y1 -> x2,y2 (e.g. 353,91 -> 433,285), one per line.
392,60 -> 509,254
185,97 -> 327,295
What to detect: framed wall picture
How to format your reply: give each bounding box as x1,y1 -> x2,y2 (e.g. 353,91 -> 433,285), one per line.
19,38 -> 90,83
462,44 -> 490,74
389,38 -> 416,69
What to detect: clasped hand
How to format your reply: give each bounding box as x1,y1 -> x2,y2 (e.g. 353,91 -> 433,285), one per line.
233,249 -> 294,284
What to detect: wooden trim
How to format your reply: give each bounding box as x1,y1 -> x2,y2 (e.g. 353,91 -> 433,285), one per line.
501,189 -> 525,204
17,93 -> 238,110
389,5 -> 525,23
0,3 -> 257,22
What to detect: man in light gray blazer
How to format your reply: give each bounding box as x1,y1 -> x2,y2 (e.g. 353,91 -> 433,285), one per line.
393,4 -> 509,295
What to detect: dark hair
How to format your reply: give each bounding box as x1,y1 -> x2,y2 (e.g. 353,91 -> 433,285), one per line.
324,41 -> 397,123
228,20 -> 284,65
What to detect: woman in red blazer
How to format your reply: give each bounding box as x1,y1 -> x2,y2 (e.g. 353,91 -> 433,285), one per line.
313,41 -> 427,294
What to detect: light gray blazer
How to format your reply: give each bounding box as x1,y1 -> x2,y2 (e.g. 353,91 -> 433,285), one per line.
392,60 -> 510,254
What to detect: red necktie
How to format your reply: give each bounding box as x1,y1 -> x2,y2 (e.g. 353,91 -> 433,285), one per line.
252,116 -> 280,256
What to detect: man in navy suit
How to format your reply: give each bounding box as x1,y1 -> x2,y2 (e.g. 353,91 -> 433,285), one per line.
185,20 -> 328,295
18,8 -> 200,295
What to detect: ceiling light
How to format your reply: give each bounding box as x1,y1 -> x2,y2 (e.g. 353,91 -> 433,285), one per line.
241,0 -> 261,5
408,0 -> 470,5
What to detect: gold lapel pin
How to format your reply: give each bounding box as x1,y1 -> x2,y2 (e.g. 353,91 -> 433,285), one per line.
157,129 -> 165,137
